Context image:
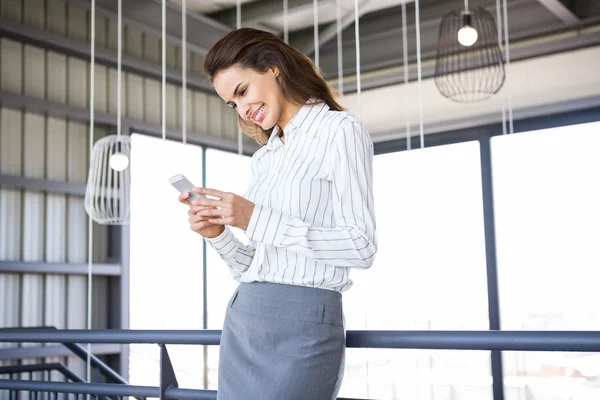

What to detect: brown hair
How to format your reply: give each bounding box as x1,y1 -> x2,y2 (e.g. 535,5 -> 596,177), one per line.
204,28 -> 345,144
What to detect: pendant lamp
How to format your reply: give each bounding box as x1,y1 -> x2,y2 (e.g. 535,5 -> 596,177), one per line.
434,1 -> 505,103
84,0 -> 131,225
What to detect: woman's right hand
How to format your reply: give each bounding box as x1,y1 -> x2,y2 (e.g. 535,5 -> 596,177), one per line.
178,192 -> 225,239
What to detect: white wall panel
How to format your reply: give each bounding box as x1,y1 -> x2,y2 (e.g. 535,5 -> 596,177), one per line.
67,121 -> 89,340
144,78 -> 161,125
142,34 -> 160,64
0,108 -> 22,349
127,74 -> 145,121
92,276 -> 108,329
66,2 -> 87,42
24,45 -> 46,99
22,113 -> 46,263
207,96 -> 225,138
21,113 -> 45,348
106,18 -> 118,53
94,12 -> 107,49
67,121 -> 87,184
0,38 -> 23,93
0,108 -> 22,176
126,26 -> 143,59
47,51 -> 67,104
67,57 -> 88,108
45,116 -> 67,338
46,0 -> 66,36
23,0 -> 45,29
0,0 -> 23,22
190,52 -> 204,76
94,65 -> 108,113
167,42 -> 178,69
66,120 -> 88,359
222,108 -> 237,142
108,67 -> 127,117
178,87 -> 194,132
192,92 -> 208,135
66,117 -> 88,379
166,83 -> 178,128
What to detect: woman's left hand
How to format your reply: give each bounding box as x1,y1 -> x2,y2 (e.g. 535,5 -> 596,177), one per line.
190,188 -> 255,231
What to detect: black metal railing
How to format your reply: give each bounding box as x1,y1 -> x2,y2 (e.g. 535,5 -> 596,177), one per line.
0,328 -> 127,386
0,363 -> 84,400
1,329 -> 600,400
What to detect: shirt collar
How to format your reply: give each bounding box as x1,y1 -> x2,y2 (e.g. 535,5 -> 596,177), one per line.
265,98 -> 330,150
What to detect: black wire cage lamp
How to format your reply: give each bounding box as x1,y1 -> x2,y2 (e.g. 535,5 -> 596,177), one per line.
434,1 -> 505,102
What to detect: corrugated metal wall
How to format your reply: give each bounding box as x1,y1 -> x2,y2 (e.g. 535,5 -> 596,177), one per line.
0,0 -> 238,392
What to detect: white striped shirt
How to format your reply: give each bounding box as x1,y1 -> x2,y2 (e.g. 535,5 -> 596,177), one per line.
206,99 -> 377,292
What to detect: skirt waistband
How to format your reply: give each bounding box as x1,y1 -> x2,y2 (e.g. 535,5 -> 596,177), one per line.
237,282 -> 342,308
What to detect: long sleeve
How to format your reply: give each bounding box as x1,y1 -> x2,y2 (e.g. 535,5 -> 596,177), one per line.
205,226 -> 256,276
244,119 -> 377,268
204,157 -> 261,277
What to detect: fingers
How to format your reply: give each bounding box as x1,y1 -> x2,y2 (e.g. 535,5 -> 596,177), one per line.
197,208 -> 230,218
192,187 -> 234,200
208,217 -> 229,225
190,198 -> 223,208
178,192 -> 191,206
190,220 -> 212,232
187,205 -> 210,216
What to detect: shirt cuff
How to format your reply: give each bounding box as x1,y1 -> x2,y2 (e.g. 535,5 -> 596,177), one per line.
245,204 -> 288,246
204,226 -> 237,257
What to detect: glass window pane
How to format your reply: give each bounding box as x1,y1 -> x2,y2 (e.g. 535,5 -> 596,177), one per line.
492,121 -> 600,400
339,141 -> 492,399
129,134 -> 205,389
205,148 -> 252,389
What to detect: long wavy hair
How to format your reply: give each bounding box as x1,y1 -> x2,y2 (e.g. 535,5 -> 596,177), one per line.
204,28 -> 345,144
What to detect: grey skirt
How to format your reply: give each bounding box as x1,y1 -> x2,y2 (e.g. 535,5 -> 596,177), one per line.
217,282 -> 345,400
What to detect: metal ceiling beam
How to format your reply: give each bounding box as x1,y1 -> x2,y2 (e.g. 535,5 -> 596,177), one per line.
65,0 -> 231,54
536,0 -> 579,24
207,0 -> 315,28
301,0 -> 376,56
333,24 -> 600,94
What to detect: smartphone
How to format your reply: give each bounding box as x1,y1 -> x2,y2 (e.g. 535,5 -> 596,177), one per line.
168,174 -> 206,203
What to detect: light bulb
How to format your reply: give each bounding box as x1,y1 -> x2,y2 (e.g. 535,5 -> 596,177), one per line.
109,153 -> 129,171
457,25 -> 478,47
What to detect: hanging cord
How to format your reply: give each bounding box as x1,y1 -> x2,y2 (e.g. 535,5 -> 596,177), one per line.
496,0 -> 507,135
87,0 -> 96,391
314,0 -> 319,70
502,0 -> 514,134
415,0 -> 424,148
162,0 -> 166,141
283,0 -> 289,44
354,0 -> 361,117
336,0 -> 343,95
117,0 -> 122,139
236,0 -> 243,155
182,0 -> 187,145
401,0 -> 410,150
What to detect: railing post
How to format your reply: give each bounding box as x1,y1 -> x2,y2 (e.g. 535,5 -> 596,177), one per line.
159,344 -> 179,400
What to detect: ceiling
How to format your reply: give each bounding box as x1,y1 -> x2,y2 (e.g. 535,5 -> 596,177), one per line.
91,0 -> 600,93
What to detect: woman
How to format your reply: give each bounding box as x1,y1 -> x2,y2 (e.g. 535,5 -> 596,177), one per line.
178,28 -> 377,400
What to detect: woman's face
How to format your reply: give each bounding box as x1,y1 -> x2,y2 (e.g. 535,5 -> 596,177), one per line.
213,65 -> 287,131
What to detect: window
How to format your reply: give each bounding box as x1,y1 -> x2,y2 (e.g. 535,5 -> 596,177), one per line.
204,148 -> 252,389
129,134 -> 205,389
492,121 -> 600,400
338,141 -> 492,399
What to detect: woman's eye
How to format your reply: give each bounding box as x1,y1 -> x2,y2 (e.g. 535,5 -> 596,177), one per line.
240,88 -> 247,96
